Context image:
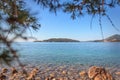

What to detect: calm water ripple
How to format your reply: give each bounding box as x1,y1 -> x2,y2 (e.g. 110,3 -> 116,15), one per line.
13,42 -> 120,67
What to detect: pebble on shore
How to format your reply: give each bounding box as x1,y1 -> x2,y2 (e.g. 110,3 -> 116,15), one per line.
115,72 -> 120,75
0,65 -> 119,80
79,71 -> 87,77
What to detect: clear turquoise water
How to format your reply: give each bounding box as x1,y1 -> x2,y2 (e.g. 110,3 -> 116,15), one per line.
13,42 -> 120,67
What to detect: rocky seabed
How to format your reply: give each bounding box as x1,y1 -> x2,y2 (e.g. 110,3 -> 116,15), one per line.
0,65 -> 120,80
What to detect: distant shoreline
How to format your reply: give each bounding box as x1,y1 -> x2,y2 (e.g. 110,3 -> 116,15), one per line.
34,41 -> 120,42
34,38 -> 80,42
34,34 -> 120,42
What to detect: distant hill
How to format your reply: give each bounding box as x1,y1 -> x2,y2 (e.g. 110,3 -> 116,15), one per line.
34,38 -> 80,42
92,34 -> 120,42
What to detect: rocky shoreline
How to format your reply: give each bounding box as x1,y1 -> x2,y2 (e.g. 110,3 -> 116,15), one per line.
0,65 -> 120,80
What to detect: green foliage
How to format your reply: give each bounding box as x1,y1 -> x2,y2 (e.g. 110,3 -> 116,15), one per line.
62,0 -> 120,19
35,0 -> 61,13
61,0 -> 120,39
35,0 -> 120,19
0,0 -> 40,66
0,49 -> 14,66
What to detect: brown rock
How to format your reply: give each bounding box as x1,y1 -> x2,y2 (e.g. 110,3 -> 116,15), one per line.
50,73 -> 55,77
11,67 -> 18,75
88,66 -> 113,80
94,73 -> 113,80
45,77 -> 49,80
94,74 -> 104,80
63,77 -> 69,80
0,73 -> 7,80
57,77 -> 63,80
62,71 -> 66,75
31,68 -> 39,76
2,68 -> 8,73
115,72 -> 120,75
49,73 -> 55,80
26,76 -> 33,80
88,66 -> 98,79
27,68 -> 39,80
36,77 -> 41,80
52,78 -> 56,80
79,71 -> 87,77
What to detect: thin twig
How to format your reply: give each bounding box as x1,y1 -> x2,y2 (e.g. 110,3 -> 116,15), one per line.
90,15 -> 95,30
105,14 -> 120,31
99,14 -> 104,41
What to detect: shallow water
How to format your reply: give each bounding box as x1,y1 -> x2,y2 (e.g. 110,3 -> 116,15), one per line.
13,42 -> 120,67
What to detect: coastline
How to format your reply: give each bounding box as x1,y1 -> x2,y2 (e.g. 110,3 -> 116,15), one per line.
0,64 -> 120,80
8,42 -> 120,80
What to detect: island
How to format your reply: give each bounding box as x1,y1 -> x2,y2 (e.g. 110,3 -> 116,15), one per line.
34,38 -> 80,42
34,34 -> 120,42
91,34 -> 120,42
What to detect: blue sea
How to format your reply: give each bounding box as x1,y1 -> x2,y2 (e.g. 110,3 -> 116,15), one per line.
13,42 -> 120,67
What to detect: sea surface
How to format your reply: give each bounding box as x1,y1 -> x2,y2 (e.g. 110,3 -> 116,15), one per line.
13,42 -> 120,67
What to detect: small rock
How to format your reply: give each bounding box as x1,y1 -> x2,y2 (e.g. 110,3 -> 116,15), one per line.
79,71 -> 87,77
62,71 -> 66,75
35,77 -> 41,80
49,73 -> 55,79
115,72 -> 120,75
11,67 -> 18,75
88,66 -> 98,79
50,73 -> 55,77
94,74 -> 104,80
106,72 -> 113,80
2,68 -> 8,73
52,78 -> 56,80
0,73 -> 7,80
63,77 -> 69,80
26,68 -> 39,80
57,77 -> 63,80
45,77 -> 49,80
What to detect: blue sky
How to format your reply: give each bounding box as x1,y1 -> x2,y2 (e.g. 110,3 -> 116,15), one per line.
24,0 -> 120,41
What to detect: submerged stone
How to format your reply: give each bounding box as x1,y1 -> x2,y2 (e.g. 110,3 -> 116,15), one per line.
88,66 -> 113,80
115,72 -> 120,75
2,68 -> 8,73
79,71 -> 87,77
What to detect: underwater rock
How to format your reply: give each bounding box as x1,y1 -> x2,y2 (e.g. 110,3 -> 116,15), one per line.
88,66 -> 113,80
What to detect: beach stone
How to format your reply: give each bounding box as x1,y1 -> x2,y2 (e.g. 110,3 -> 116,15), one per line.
26,68 -> 39,80
76,79 -> 81,80
106,72 -> 113,80
31,68 -> 38,75
88,66 -> 98,78
2,68 -> 8,73
26,75 -> 34,80
0,73 -> 7,80
11,67 -> 18,75
45,77 -> 49,80
115,72 -> 120,75
57,77 -> 64,80
79,71 -> 87,77
94,73 -> 113,80
52,78 -> 56,80
88,66 -> 113,80
35,77 -> 41,80
49,73 -> 55,80
63,77 -> 69,80
62,71 -> 66,75
50,73 -> 55,77
94,74 -> 105,80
